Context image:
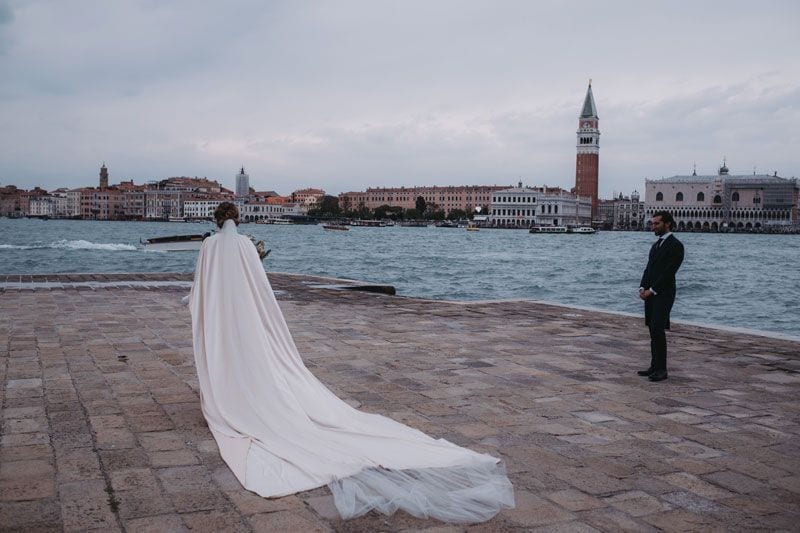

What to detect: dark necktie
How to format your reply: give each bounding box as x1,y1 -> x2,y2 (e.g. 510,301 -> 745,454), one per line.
656,237 -> 664,248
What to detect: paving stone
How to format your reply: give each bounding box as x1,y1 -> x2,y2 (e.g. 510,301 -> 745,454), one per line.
642,508 -> 716,530
578,507 -> 655,532
55,448 -> 103,481
603,490 -> 671,517
180,508 -> 250,532
503,490 -> 575,527
0,498 -> 62,530
58,479 -> 118,531
148,449 -> 199,467
659,472 -> 734,500
545,489 -> 604,511
115,488 -> 174,520
108,468 -> 160,492
123,513 -> 188,532
0,476 -> 56,501
702,470 -> 767,495
249,509 -> 332,532
227,490 -> 304,515
2,273 -> 800,532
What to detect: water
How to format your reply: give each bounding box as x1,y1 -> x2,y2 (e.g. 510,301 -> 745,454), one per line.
1,218 -> 798,336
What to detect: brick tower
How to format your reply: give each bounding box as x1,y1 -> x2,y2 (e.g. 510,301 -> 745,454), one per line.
575,81 -> 599,220
99,162 -> 109,190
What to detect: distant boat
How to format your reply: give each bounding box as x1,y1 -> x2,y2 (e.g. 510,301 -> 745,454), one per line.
568,226 -> 597,234
167,216 -> 186,222
272,219 -> 293,225
528,225 -> 596,234
141,233 -> 210,251
529,226 -> 568,234
466,222 -> 480,232
322,224 -> 349,231
435,221 -> 458,228
399,221 -> 428,227
350,220 -> 387,227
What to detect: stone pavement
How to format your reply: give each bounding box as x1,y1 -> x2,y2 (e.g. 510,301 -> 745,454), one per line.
1,273 -> 799,532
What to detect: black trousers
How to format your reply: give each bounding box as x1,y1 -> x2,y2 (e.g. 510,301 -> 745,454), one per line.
645,294 -> 674,372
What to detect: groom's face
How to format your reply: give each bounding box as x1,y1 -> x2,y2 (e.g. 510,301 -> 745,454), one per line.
651,216 -> 668,236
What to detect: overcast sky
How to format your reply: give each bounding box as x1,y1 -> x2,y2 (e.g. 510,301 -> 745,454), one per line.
1,0 -> 798,196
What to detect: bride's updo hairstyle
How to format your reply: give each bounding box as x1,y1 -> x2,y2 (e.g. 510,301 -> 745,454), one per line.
214,202 -> 240,228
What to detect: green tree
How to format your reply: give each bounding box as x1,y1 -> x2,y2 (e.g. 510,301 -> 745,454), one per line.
447,208 -> 468,221
372,205 -> 403,220
404,208 -> 420,220
415,196 -> 427,215
312,195 -> 340,217
429,209 -> 446,221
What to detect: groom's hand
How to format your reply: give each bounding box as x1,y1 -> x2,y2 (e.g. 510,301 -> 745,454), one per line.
639,288 -> 649,300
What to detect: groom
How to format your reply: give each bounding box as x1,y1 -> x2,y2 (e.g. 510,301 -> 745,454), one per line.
638,211 -> 684,382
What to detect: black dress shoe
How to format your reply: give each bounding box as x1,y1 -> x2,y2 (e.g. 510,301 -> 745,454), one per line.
648,371 -> 668,382
637,368 -> 654,376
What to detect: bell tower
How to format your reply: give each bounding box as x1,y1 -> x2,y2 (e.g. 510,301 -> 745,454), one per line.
99,162 -> 109,190
575,81 -> 599,220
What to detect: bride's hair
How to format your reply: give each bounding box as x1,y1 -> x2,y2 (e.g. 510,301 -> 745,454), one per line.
214,202 -> 240,228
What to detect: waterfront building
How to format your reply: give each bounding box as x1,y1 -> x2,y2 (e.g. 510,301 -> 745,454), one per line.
160,176 -> 227,193
490,183 -> 591,228
235,167 -> 250,198
575,81 -> 600,220
0,186 -> 22,217
291,188 -> 325,206
29,195 -> 54,217
182,193 -> 239,220
339,185 -> 508,216
48,188 -> 74,218
645,163 -> 799,231
144,189 -> 184,220
240,202 -> 286,222
90,187 -> 125,220
118,181 -> 147,220
598,191 -> 645,230
489,182 -> 540,227
66,189 -> 83,218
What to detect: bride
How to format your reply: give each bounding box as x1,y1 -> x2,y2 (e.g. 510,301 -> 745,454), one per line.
189,202 -> 514,523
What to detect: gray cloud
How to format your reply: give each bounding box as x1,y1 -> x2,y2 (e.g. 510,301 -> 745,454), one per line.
0,0 -> 798,195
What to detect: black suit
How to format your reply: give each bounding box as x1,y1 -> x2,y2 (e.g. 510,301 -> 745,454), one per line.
640,234 -> 684,373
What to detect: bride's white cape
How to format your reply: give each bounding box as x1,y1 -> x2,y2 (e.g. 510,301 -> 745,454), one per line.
189,220 -> 514,522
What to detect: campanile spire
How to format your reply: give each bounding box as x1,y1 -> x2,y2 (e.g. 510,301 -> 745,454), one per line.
575,81 -> 600,220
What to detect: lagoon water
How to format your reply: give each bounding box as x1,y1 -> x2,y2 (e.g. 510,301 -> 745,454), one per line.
1,217 -> 798,336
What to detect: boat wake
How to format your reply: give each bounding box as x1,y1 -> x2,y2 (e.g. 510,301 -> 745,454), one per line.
0,240 -> 137,251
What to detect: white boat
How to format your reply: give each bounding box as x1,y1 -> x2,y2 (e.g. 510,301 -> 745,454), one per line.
528,225 -> 596,234
568,226 -> 597,234
141,233 -> 210,251
529,226 -> 568,234
272,219 -> 293,225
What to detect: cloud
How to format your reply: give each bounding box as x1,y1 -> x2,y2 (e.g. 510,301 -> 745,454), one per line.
0,1 -> 798,195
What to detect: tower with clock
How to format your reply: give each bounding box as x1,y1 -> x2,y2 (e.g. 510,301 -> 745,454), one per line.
575,81 -> 600,221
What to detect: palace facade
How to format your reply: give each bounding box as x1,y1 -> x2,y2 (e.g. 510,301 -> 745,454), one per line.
644,163 -> 798,231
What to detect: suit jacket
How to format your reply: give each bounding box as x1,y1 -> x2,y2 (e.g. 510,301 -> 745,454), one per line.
641,234 -> 684,329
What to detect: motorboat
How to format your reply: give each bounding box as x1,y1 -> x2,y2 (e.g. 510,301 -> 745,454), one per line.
322,224 -> 349,231
568,226 -> 597,234
141,233 -> 210,251
435,221 -> 458,228
466,222 -> 480,231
